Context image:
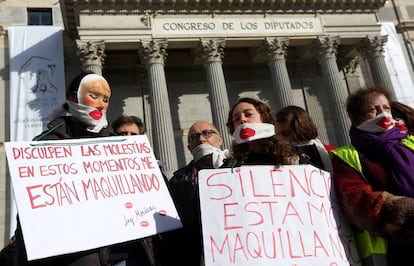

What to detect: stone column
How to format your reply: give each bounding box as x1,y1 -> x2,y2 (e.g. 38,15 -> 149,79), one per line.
76,40 -> 106,75
261,37 -> 294,109
359,35 -> 396,100
316,36 -> 351,146
198,38 -> 232,149
138,39 -> 178,178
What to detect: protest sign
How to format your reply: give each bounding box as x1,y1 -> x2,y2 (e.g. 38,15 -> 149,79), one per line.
4,135 -> 182,261
199,165 -> 360,266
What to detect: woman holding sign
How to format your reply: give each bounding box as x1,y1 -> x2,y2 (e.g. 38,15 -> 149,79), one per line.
14,71 -> 113,266
225,97 -> 298,167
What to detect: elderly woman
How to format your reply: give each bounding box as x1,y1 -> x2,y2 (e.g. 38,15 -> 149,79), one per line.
331,86 -> 414,266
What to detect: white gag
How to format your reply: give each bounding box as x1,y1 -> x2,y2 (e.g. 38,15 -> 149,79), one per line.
232,123 -> 275,144
356,112 -> 395,133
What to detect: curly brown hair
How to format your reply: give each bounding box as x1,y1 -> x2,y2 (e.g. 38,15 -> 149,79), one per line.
226,97 -> 296,166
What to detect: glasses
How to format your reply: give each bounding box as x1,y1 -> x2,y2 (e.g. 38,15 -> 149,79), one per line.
116,131 -> 139,136
189,130 -> 219,142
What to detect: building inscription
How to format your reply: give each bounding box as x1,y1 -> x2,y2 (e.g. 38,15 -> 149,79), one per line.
152,17 -> 324,38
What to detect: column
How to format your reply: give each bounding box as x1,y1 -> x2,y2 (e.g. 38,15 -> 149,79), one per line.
198,38 -> 232,149
359,35 -> 396,100
316,36 -> 351,146
76,40 -> 106,75
261,37 -> 294,109
138,39 -> 178,178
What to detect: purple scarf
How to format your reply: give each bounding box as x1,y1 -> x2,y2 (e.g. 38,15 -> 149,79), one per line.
350,126 -> 414,196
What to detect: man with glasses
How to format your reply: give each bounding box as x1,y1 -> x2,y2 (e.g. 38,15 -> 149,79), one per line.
157,121 -> 229,266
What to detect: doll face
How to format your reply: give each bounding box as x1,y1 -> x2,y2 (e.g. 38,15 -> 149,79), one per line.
78,76 -> 111,111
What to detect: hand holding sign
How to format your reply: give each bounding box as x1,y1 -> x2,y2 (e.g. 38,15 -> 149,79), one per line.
5,135 -> 182,261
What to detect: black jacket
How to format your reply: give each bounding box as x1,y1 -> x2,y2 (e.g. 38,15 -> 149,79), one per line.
157,162 -> 204,266
33,116 -> 112,140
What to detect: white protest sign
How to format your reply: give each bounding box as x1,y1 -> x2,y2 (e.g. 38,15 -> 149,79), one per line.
199,165 -> 360,266
5,135 -> 182,261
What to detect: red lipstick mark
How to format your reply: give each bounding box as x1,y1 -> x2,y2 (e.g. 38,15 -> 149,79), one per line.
377,116 -> 394,130
124,202 -> 133,209
140,221 -> 149,227
240,128 -> 256,139
159,210 -> 167,216
89,110 -> 103,120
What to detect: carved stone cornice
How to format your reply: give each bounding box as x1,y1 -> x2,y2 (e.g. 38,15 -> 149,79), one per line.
261,37 -> 289,61
60,0 -> 387,39
62,0 -> 387,12
138,39 -> 169,65
197,38 -> 226,64
358,35 -> 388,59
76,40 -> 106,66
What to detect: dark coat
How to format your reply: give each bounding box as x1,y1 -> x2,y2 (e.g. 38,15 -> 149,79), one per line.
0,238 -> 17,266
15,115 -> 113,266
33,116 -> 112,140
157,161 -> 204,266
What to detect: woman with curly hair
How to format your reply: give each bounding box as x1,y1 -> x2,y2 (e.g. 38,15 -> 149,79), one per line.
225,97 -> 298,167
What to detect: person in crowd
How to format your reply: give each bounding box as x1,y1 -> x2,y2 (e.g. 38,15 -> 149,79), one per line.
15,71 -> 113,266
391,101 -> 414,135
110,114 -> 156,266
111,114 -> 145,136
275,105 -> 336,172
225,97 -> 298,167
157,120 -> 229,266
343,87 -> 414,197
0,235 -> 17,266
330,86 -> 414,265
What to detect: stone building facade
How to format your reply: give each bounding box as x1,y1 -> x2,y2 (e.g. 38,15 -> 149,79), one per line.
0,0 -> 413,247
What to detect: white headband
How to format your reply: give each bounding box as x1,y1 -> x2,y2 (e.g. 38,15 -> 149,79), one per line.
232,123 -> 275,144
